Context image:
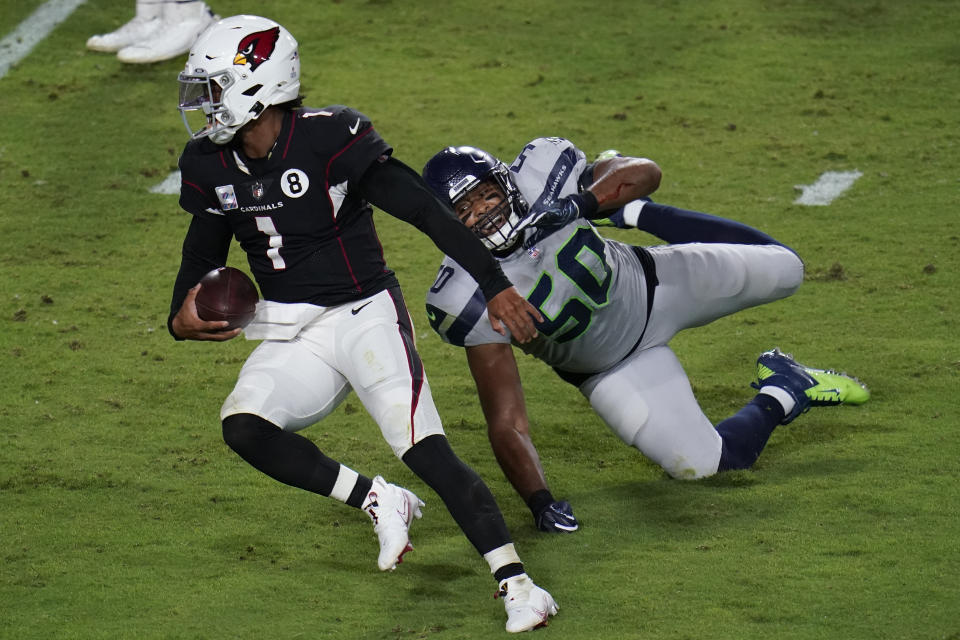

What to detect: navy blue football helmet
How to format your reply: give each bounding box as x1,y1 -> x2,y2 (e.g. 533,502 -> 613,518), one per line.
422,146 -> 529,251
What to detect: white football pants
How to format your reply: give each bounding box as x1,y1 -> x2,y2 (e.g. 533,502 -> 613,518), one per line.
220,288 -> 445,458
581,243 -> 804,478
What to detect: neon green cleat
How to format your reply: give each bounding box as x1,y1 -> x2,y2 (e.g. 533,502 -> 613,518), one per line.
593,149 -> 622,162
751,348 -> 870,423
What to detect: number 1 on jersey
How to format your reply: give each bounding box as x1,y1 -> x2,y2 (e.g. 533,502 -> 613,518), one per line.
255,216 -> 286,270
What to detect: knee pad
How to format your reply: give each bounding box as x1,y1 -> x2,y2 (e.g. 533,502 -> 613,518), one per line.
585,373 -> 650,446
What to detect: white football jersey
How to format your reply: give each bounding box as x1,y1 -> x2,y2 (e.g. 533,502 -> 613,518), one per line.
426,137 -> 653,374
508,136 -> 587,213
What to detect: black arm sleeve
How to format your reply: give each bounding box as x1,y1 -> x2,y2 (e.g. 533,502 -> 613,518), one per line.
167,214 -> 234,339
358,157 -> 513,301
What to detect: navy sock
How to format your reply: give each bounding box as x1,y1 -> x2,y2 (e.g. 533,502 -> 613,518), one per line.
637,202 -> 789,249
716,395 -> 785,471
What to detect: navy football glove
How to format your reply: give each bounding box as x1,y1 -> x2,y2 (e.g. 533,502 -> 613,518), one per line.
521,194 -> 594,249
535,500 -> 579,533
526,195 -> 586,229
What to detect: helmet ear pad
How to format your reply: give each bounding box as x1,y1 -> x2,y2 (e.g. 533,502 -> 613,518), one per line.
422,146 -> 529,251
177,15 -> 301,143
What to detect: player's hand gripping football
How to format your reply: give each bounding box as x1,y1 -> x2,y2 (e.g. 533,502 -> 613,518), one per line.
487,287 -> 543,344
171,284 -> 243,341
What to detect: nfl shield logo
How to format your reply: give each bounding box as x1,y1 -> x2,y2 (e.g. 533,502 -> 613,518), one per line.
251,181 -> 265,200
215,184 -> 238,210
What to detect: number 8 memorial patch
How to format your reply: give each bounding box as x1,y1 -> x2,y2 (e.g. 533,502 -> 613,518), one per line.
281,168 -> 309,198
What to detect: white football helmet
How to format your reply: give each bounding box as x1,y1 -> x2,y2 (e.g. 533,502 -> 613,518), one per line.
177,15 -> 300,144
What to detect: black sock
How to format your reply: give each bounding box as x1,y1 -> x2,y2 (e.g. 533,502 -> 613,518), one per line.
494,563 -> 525,584
346,476 -> 373,509
716,395 -> 785,471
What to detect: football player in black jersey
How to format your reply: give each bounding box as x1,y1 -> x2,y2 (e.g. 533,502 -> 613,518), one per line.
166,15 -> 556,632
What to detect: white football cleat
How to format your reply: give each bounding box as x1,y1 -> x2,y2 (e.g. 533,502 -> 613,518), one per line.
496,574 -> 558,633
86,2 -> 163,53
116,1 -> 218,64
362,476 -> 424,571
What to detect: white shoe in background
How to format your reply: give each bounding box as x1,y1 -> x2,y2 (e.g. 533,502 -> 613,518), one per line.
86,0 -> 163,53
117,1 -> 218,64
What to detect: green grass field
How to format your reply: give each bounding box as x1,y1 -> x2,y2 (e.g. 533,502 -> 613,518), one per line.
2,1 -> 958,638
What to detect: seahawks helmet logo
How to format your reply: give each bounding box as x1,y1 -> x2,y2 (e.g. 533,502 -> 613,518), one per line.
234,26 -> 280,71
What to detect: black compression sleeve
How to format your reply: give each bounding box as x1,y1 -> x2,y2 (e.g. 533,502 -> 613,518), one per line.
358,157 -> 513,301
167,214 -> 233,339
222,413 -> 345,495
402,434 -> 512,555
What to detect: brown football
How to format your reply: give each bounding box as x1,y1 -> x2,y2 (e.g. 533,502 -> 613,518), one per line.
194,267 -> 259,330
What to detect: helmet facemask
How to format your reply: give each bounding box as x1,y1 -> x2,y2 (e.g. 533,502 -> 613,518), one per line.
178,69 -> 244,144
422,145 -> 530,252
452,176 -> 525,252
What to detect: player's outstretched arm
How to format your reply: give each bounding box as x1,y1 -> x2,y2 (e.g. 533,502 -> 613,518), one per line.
359,157 -> 543,341
170,284 -> 242,341
587,156 -> 662,212
486,288 -> 542,343
466,343 -> 549,502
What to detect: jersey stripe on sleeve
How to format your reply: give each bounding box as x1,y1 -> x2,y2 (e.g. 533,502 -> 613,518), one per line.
426,286 -> 487,347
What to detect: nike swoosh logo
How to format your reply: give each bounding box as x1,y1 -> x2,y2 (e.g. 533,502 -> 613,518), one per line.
348,117 -> 361,135
351,300 -> 373,315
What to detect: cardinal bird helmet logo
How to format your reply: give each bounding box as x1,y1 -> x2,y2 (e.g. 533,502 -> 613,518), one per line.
234,26 -> 280,71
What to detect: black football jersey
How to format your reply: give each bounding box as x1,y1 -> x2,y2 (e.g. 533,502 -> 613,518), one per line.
177,105 -> 397,305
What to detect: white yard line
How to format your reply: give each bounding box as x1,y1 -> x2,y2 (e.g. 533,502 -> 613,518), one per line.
150,170 -> 182,195
0,0 -> 86,79
0,0 -> 185,198
3,3 -> 867,208
794,170 -> 863,206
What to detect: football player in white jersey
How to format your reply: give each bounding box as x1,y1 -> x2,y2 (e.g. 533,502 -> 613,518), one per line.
422,138 -> 870,533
